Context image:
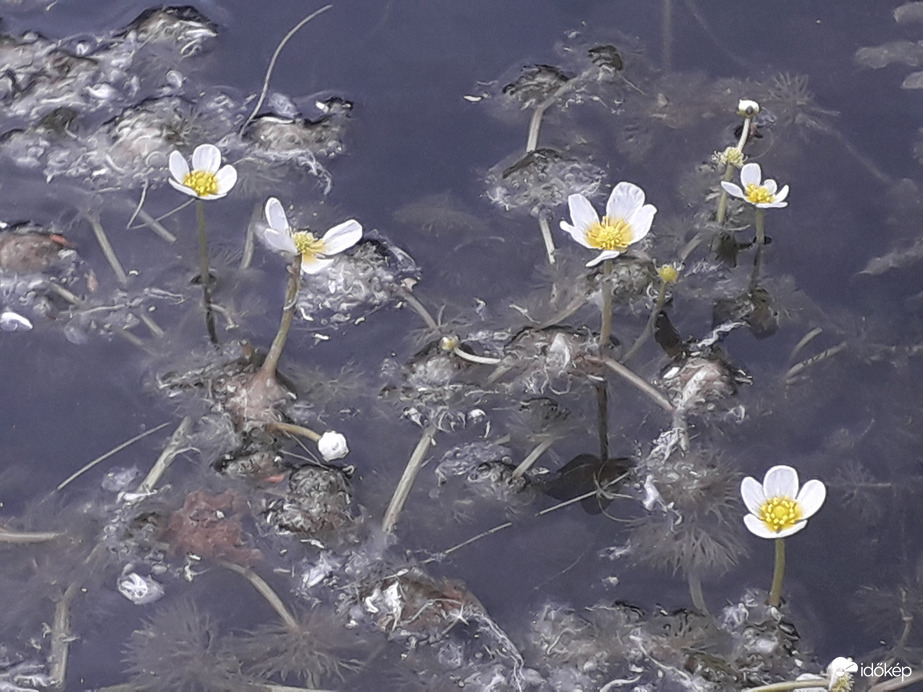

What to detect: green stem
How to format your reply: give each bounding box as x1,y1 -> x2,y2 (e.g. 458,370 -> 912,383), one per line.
599,260 -> 614,350
755,207 -> 766,246
769,537 -> 786,608
196,200 -> 218,345
260,254 -> 302,380
621,281 -> 669,364
745,680 -> 830,691
382,424 -> 437,533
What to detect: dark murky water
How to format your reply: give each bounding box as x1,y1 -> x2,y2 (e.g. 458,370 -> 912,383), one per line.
1,1 -> 922,690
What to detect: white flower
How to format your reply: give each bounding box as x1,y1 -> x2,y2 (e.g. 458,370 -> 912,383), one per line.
263,197 -> 362,274
317,431 -> 349,461
721,162 -> 789,209
168,143 -> 237,200
795,658 -> 858,692
740,465 -> 826,539
560,182 -> 656,267
737,99 -> 760,117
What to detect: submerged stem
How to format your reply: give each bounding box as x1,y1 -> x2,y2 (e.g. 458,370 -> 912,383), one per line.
537,215 -> 556,264
587,356 -> 675,413
511,437 -> 556,479
621,281 -> 669,365
220,560 -> 300,633
769,537 -> 786,608
196,200 -> 218,345
260,254 -> 302,379
383,424 -> 437,533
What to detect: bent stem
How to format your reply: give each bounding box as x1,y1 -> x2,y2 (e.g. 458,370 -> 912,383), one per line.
196,199 -> 218,345
220,560 -> 300,633
587,356 -> 675,413
382,424 -> 437,533
260,254 -> 303,380
769,537 -> 786,608
621,279 -> 670,364
268,421 -> 321,443
716,113 -> 754,225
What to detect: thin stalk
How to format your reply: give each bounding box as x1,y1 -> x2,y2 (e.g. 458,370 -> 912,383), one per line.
240,219 -> 256,270
621,281 -> 669,364
451,344 -> 502,366
49,581 -> 80,689
196,199 -> 218,345
769,537 -> 786,608
0,528 -> 63,543
599,260 -> 614,349
688,573 -> 708,614
220,560 -> 300,633
56,422 -> 171,491
511,437 -> 556,479
135,416 -> 194,495
398,286 -> 439,331
267,421 -> 321,443
382,424 -> 437,533
716,116 -> 752,225
260,254 -> 302,379
86,214 -> 128,284
588,356 -> 675,413
755,207 -> 766,246
240,5 -> 333,135
745,680 -> 835,692
537,215 -> 556,264
595,380 -> 609,461
129,206 -> 178,243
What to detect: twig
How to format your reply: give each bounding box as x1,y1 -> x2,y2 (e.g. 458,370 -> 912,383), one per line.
382,424 -> 437,533
239,5 -> 334,135
56,422 -> 171,491
584,355 -> 675,412
86,213 -> 128,284
0,528 -> 63,543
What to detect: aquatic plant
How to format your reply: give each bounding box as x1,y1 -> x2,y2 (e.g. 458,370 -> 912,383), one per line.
740,465 -> 826,607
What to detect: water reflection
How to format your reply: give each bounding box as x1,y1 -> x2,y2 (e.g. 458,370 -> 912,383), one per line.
0,1 -> 921,691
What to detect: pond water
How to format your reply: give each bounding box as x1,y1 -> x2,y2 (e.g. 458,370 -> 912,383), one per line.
1,1 -> 922,690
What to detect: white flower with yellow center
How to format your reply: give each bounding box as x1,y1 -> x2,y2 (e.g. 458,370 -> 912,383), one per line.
740,465 -> 826,539
263,197 -> 362,274
721,162 -> 789,209
168,143 -> 237,200
560,182 -> 656,267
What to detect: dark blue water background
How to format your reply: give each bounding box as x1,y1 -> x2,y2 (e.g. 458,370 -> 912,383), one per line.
1,0 -> 921,689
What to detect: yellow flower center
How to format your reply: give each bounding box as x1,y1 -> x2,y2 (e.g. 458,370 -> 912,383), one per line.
758,496 -> 803,533
744,183 -> 774,205
292,231 -> 326,259
182,170 -> 219,197
585,217 -> 633,251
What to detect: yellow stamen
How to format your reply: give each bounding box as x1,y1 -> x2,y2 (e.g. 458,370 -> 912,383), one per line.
745,183 -> 774,205
585,216 -> 633,251
292,231 -> 326,259
182,170 -> 219,197
758,496 -> 803,533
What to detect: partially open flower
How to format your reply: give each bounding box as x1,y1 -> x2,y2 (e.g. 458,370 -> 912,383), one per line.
721,162 -> 789,209
168,143 -> 237,200
796,657 -> 858,692
317,430 -> 349,461
737,99 -> 760,117
560,182 -> 656,267
740,465 -> 825,539
263,197 -> 362,274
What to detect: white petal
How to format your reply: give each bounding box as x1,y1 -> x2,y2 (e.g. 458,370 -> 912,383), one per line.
301,255 -> 335,274
721,181 -> 745,199
763,465 -> 799,499
758,200 -> 788,209
763,179 -> 778,195
743,514 -> 779,539
566,194 -> 599,232
192,143 -> 221,172
214,164 -> 237,195
796,479 -> 826,519
320,219 -> 362,256
263,227 -> 297,254
606,182 -> 645,219
265,197 -> 290,232
773,520 -> 807,539
168,178 -> 197,197
774,185 -> 790,204
561,220 -> 595,249
740,476 -> 765,515
626,203 -> 656,243
168,150 -> 189,182
586,249 -> 621,267
739,162 -> 762,187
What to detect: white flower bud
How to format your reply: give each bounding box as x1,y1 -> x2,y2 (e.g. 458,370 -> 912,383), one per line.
317,431 -> 349,461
